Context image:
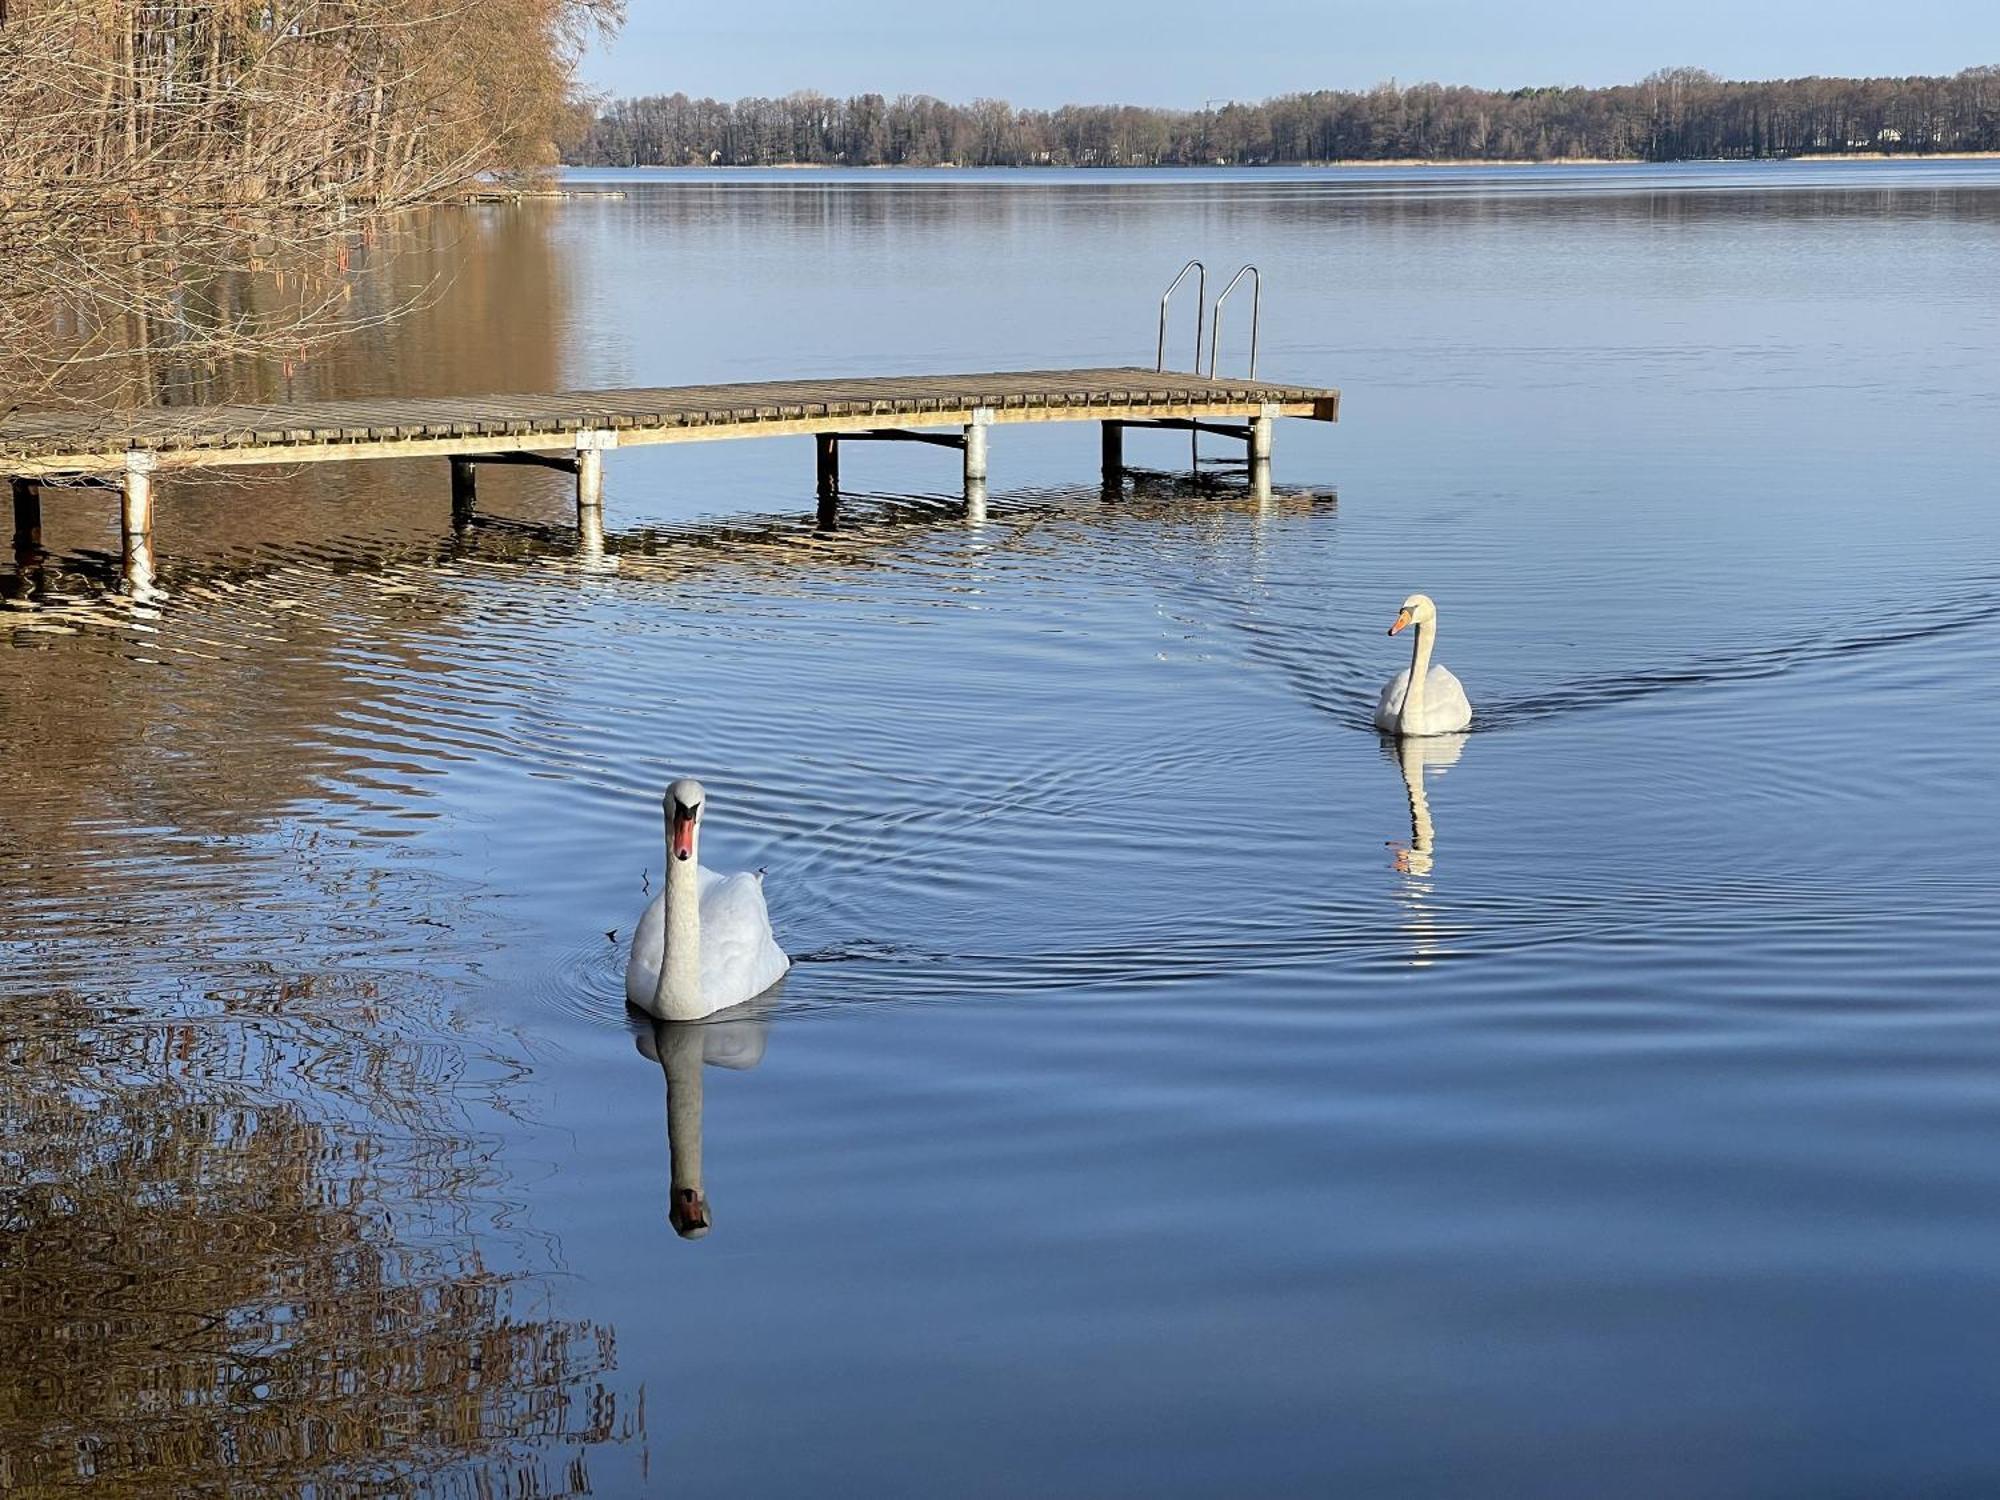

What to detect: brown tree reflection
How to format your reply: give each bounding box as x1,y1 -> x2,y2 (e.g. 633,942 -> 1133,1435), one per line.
0,981 -> 630,1496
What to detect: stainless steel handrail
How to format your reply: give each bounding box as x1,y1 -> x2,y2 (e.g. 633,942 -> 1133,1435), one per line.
1208,264 -> 1261,379
1156,259 -> 1206,371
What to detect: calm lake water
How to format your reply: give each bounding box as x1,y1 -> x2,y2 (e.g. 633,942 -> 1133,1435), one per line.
6,159 -> 2000,1495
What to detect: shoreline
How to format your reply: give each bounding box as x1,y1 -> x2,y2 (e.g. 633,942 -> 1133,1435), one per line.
563,151 -> 2000,172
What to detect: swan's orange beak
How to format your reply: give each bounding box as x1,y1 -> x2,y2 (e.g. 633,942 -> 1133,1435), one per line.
671,804 -> 696,862
1388,610 -> 1411,635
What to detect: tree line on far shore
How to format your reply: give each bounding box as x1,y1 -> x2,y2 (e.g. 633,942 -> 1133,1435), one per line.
567,66 -> 2000,168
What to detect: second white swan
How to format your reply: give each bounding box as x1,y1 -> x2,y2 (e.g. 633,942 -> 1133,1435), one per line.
1375,592 -> 1474,737
625,778 -> 790,1021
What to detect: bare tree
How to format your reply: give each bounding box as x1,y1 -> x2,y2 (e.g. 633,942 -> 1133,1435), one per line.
1,0 -> 622,412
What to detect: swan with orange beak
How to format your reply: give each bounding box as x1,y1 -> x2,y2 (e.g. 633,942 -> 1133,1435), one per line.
625,778 -> 790,1020
1375,593 -> 1473,737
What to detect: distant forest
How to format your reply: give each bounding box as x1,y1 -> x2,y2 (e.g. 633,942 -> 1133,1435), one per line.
567,67 -> 2000,167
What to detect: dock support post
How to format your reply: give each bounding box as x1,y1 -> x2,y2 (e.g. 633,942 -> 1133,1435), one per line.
963,408 -> 993,488
121,451 -> 158,597
575,428 -> 613,525
450,458 -> 477,530
1250,403 -> 1278,465
815,434 -> 839,499
1101,421 -> 1123,482
576,450 -> 604,513
965,476 -> 987,528
122,451 -> 156,545
11,477 -> 42,560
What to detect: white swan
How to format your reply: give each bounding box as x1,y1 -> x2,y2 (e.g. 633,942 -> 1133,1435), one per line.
1375,592 -> 1473,737
625,778 -> 790,1020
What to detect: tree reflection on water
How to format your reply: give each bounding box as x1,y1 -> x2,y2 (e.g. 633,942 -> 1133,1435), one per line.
0,977 -> 628,1496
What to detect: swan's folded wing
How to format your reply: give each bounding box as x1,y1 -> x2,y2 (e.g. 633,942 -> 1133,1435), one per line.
1375,668 -> 1412,731
1425,664 -> 1474,733
698,870 -> 791,1009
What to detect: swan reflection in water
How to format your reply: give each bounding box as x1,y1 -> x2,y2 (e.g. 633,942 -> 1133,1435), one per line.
1387,730 -> 1467,879
1385,731 -> 1467,967
635,1002 -> 769,1239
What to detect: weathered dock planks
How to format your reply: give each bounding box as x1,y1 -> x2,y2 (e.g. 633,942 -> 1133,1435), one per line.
0,367 -> 1337,473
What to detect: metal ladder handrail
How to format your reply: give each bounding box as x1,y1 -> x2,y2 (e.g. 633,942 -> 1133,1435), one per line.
1207,264 -> 1261,379
1156,259 -> 1206,372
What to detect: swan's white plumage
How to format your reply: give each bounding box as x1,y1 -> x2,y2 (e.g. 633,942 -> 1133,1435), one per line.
625,864 -> 790,1019
1375,664 -> 1473,736
1377,592 -> 1474,737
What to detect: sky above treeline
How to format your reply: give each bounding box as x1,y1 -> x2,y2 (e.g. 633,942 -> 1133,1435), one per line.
585,0 -> 1999,108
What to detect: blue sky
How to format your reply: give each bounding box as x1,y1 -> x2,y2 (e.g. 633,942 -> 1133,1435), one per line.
583,0 -> 2000,108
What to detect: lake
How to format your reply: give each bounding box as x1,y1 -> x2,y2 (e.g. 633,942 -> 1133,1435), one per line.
6,159 -> 2000,1496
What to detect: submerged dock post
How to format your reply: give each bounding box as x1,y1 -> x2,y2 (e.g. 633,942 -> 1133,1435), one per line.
11,477 -> 42,559
577,502 -> 608,568
1101,421 -> 1123,482
815,434 -> 839,499
450,458 -> 477,529
963,408 -> 993,487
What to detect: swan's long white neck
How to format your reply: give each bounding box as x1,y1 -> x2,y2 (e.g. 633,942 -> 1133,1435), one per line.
1403,617 -> 1436,732
655,811 -> 704,1020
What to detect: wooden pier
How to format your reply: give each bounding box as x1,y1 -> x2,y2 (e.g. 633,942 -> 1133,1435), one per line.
3,366 -> 1339,587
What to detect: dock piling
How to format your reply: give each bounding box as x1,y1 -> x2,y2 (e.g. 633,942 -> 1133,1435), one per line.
815,434 -> 840,499
450,458 -> 477,529
1101,421 -> 1124,482
11,477 -> 42,560
963,408 -> 993,487
121,451 -> 155,541
575,428 -> 613,524
120,466 -> 154,592
1250,403 -> 1278,464
120,453 -> 158,597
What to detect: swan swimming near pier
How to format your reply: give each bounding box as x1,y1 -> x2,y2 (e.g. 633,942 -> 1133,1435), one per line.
1375,593 -> 1474,738
625,778 -> 790,1020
